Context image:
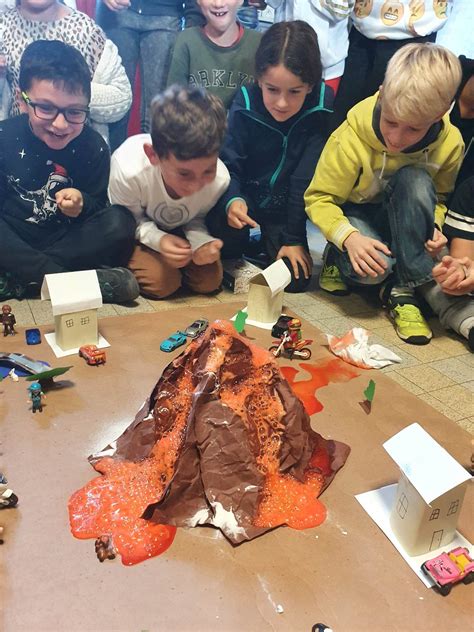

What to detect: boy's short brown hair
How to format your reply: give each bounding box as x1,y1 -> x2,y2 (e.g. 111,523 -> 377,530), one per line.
382,43 -> 462,125
150,85 -> 227,160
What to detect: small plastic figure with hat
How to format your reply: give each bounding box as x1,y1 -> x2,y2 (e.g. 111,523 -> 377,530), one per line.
27,381 -> 45,413
287,317 -> 302,348
1,304 -> 16,337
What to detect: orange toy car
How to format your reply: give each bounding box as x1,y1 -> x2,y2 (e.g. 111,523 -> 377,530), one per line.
79,345 -> 106,366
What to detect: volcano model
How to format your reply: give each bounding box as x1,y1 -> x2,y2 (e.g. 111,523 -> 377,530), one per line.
69,320 -> 350,565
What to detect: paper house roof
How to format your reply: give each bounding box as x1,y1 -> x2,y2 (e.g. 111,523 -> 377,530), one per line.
250,259 -> 291,297
41,270 -> 103,316
383,423 -> 471,505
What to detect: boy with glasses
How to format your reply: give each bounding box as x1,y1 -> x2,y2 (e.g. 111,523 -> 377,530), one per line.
0,39 -> 139,303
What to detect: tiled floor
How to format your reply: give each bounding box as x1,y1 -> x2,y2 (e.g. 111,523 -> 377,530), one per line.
6,224 -> 473,434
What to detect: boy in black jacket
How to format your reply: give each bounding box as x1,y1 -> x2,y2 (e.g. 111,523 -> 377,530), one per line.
0,40 -> 138,303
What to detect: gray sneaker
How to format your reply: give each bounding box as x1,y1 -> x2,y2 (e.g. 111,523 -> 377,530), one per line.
96,268 -> 139,304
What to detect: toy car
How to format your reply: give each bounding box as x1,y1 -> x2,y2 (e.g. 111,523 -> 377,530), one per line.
184,318 -> 208,338
25,328 -> 41,345
79,345 -> 106,366
271,314 -> 293,339
421,546 -> 474,595
160,331 -> 187,352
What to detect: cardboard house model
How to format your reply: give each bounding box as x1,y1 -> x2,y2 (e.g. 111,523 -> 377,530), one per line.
384,423 -> 471,556
245,259 -> 291,328
41,270 -> 102,352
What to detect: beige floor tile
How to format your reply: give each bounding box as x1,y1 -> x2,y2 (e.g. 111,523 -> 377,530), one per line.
396,365 -> 455,391
386,371 -> 424,395
113,296 -> 155,315
429,385 -> 474,417
143,296 -> 189,312
392,340 -> 450,362
352,312 -> 393,330
299,301 -> 342,321
182,295 -> 222,307
378,345 -> 419,372
27,298 -> 56,326
306,291 -> 377,316
284,292 -> 323,308
429,334 -> 470,356
215,289 -> 247,303
418,393 -> 465,422
458,417 -> 474,434
428,358 -> 474,385
97,304 -> 119,319
457,353 -> 474,369
315,315 -> 363,337
463,381 -> 474,393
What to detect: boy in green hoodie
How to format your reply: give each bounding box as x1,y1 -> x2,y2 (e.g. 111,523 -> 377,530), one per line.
305,43 -> 464,346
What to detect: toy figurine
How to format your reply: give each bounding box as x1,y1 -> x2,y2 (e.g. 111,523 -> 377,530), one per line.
27,381 -> 45,413
269,318 -> 313,360
0,476 -> 18,510
1,304 -> 16,337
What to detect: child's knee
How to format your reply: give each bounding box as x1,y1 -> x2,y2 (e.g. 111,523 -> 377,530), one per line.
128,244 -> 181,299
392,166 -> 435,204
185,261 -> 223,294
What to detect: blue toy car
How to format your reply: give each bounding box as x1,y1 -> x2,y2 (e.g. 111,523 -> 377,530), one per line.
25,328 -> 41,345
160,331 -> 187,353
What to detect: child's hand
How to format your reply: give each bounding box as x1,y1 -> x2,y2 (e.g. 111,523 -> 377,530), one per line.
192,239 -> 223,266
227,200 -> 258,229
159,234 -> 192,268
277,245 -> 313,280
55,188 -> 83,218
433,255 -> 474,295
102,0 -> 130,11
343,232 -> 391,278
425,227 -> 447,257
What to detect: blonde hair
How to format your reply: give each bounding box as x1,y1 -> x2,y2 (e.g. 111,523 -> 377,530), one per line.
381,43 -> 462,124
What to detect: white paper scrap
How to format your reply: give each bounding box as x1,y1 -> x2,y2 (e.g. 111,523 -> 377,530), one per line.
355,483 -> 472,587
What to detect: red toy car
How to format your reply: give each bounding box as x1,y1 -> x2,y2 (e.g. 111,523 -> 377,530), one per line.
421,546 -> 474,595
79,345 -> 106,366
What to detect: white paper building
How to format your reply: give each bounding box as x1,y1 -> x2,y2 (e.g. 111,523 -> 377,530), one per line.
384,423 -> 471,556
41,270 -> 102,351
245,260 -> 291,328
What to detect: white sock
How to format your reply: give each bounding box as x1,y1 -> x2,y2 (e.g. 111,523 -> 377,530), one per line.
459,316 -> 474,340
390,286 -> 415,298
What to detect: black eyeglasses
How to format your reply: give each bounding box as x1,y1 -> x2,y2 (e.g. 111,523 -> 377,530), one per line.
22,92 -> 89,124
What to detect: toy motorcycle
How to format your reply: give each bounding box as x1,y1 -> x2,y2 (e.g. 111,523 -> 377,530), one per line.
269,333 -> 313,360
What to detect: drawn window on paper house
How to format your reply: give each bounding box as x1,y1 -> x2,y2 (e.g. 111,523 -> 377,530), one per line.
429,508 -> 440,521
66,319 -> 74,328
397,493 -> 408,519
447,500 -> 459,516
81,317 -> 90,326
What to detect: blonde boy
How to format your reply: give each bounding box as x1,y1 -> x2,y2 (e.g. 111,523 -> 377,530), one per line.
109,85 -> 230,299
305,43 -> 463,345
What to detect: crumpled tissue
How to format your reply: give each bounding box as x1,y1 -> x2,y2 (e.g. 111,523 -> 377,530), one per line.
327,327 -> 402,369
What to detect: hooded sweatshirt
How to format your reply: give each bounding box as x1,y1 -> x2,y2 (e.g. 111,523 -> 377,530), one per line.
305,93 -> 464,250
218,82 -> 333,247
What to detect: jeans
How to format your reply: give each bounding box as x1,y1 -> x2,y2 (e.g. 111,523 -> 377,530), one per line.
0,206 -> 136,284
96,3 -> 180,151
418,280 -> 473,337
333,166 -> 436,288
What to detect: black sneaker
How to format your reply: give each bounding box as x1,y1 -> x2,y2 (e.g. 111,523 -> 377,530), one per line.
0,272 -> 27,301
468,328 -> 474,353
96,267 -> 139,304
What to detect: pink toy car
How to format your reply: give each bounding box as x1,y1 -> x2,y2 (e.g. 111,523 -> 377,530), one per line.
421,546 -> 474,595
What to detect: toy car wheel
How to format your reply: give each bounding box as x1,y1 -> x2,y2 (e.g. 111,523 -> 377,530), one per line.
463,572 -> 474,585
269,345 -> 281,358
299,348 -> 312,360
438,584 -> 452,596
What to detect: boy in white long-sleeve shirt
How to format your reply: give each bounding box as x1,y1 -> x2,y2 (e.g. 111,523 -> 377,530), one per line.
109,85 -> 230,299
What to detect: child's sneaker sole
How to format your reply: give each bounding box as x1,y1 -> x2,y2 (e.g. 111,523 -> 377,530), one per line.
389,303 -> 432,345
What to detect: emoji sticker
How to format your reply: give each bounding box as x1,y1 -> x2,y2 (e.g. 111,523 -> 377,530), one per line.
380,1 -> 404,26
354,0 -> 373,19
433,0 -> 448,20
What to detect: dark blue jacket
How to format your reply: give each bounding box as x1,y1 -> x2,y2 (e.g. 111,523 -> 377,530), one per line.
218,82 -> 333,247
